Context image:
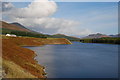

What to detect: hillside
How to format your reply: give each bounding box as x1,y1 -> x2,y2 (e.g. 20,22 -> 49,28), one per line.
1,21 -> 47,38
2,36 -> 72,78
109,33 -> 120,37
80,37 -> 120,44
11,22 -> 39,33
1,21 -> 81,41
52,34 -> 81,41
1,21 -> 31,32
82,33 -> 111,39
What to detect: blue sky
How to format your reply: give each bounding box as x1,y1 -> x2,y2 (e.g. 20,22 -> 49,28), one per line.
4,2 -> 118,36
12,2 -> 30,8
52,2 -> 118,35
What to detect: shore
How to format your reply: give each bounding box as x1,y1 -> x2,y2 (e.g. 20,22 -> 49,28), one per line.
2,36 -> 72,78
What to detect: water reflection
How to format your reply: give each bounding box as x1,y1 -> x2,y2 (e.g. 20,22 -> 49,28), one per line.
24,42 -> 118,78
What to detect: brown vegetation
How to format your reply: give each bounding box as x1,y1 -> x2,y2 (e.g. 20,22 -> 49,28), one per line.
1,21 -> 31,32
2,36 -> 72,78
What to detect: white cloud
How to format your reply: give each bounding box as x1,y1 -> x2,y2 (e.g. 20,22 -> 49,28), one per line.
2,2 -> 14,12
16,1 -> 56,18
4,17 -> 92,36
57,26 -> 92,36
2,0 -> 57,18
2,0 -> 92,36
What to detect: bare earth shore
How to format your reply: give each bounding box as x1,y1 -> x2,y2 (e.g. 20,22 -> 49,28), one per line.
2,36 -> 72,78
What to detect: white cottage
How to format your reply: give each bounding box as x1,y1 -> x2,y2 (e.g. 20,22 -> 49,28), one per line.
6,34 -> 17,37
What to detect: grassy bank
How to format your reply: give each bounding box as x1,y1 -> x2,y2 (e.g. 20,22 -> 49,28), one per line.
80,37 -> 120,44
2,36 -> 72,78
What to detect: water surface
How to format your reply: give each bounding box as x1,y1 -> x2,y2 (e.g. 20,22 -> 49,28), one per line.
24,42 -> 118,78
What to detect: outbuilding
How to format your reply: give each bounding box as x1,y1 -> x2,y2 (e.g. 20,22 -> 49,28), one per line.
6,34 -> 17,37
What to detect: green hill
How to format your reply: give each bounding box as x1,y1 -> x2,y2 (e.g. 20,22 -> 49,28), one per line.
51,34 -> 80,41
1,21 -> 47,38
1,21 -> 80,41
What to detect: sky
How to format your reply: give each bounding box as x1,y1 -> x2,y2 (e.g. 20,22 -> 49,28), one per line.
2,0 -> 118,37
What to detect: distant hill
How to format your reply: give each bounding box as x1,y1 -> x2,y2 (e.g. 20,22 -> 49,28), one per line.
10,22 -> 39,33
1,21 -> 81,41
1,21 -> 32,32
109,33 -> 120,37
82,33 -> 111,39
52,34 -> 81,41
1,21 -> 47,38
11,22 -> 29,29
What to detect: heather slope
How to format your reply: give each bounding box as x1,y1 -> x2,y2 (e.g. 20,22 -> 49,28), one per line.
1,21 -> 31,32
2,36 -> 72,78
